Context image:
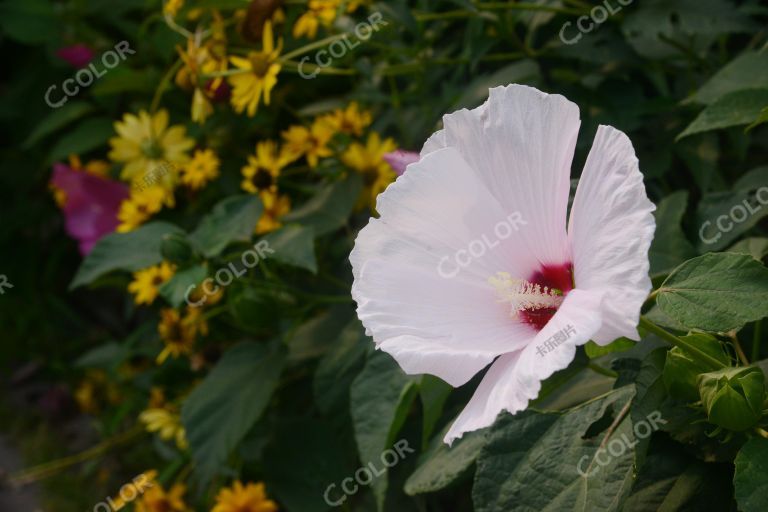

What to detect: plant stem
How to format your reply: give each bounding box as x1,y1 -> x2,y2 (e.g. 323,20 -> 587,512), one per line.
7,425 -> 144,487
150,58 -> 183,113
280,32 -> 351,61
728,331 -> 750,366
587,362 -> 619,378
639,316 -> 728,370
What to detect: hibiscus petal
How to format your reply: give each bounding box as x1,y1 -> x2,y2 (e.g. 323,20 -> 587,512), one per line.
568,125 -> 656,345
351,147 -> 535,386
421,84 -> 580,265
444,288 -> 603,444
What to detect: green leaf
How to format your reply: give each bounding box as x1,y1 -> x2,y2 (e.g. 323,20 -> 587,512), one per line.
734,437 -> 768,511
656,253 -> 768,331
263,419 -> 355,512
181,342 -> 286,482
0,0 -> 58,44
70,222 -> 184,289
282,175 -> 362,236
350,351 -> 418,511
649,191 -> 697,276
91,67 -> 161,97
584,338 -> 636,359
419,375 -> 453,448
285,306 -> 354,363
729,238 -> 768,261
473,386 -> 638,512
695,166 -> 768,251
313,320 -> 369,414
405,423 -> 488,496
189,195 -> 262,258
745,106 -> 768,132
47,117 -> 115,164
158,265 -> 207,308
677,89 -> 768,140
262,224 -> 317,273
686,51 -> 768,105
23,102 -> 94,148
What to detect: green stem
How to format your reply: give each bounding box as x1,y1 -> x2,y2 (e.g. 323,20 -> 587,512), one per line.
7,425 -> 143,487
639,317 -> 727,370
150,58 -> 183,113
588,362 -> 619,379
280,32 -> 351,61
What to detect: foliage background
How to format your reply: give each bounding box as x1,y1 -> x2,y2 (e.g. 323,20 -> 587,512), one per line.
1,0 -> 768,511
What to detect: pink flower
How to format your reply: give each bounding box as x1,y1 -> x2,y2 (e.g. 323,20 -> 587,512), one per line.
350,85 -> 656,444
50,163 -> 129,255
56,44 -> 95,68
383,150 -> 420,176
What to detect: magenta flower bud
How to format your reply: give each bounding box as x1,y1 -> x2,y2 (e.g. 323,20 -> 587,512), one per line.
383,150 -> 420,176
56,44 -> 95,68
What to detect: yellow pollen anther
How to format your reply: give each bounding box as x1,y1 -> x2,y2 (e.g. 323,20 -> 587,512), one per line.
488,272 -> 564,318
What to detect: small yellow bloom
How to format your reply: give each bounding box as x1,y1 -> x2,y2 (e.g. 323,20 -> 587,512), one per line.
163,0 -> 184,17
212,481 -> 278,512
127,262 -> 176,306
157,307 -> 207,364
109,469 -> 159,511
139,407 -> 188,450
341,132 -> 397,208
149,387 -> 166,408
135,479 -> 188,512
74,370 -> 119,414
241,140 -> 295,194
180,149 -> 220,190
108,109 -> 194,193
319,102 -> 372,137
292,0 -> 340,39
116,186 -> 169,233
257,189 -> 291,235
69,154 -> 111,177
281,119 -> 334,168
176,29 -> 228,124
228,21 -> 282,117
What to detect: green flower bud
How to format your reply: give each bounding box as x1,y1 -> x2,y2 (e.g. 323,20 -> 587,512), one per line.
698,366 -> 766,432
160,233 -> 194,265
663,333 -> 730,402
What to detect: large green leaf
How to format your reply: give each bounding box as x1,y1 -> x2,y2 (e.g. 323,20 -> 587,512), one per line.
656,253 -> 768,331
47,117 -> 115,163
23,101 -> 94,148
734,437 -> 768,512
696,166 -> 768,251
158,264 -> 207,308
729,238 -> 768,261
472,386 -> 638,512
313,320 -> 369,414
686,51 -> 768,105
405,423 -> 488,496
189,195 -> 262,258
181,342 -> 286,482
70,221 -> 184,289
649,191 -> 696,276
350,351 -> 418,511
263,419 -> 355,512
418,375 -> 453,448
283,175 -> 362,236
677,89 -> 768,140
262,224 -> 317,273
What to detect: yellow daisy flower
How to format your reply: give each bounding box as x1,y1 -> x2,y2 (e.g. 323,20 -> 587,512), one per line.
281,119 -> 334,168
257,189 -> 291,235
228,21 -> 282,117
127,262 -> 176,306
139,407 -> 188,450
134,479 -> 188,512
341,132 -> 397,208
212,481 -> 278,512
241,140 -> 295,194
108,109 -> 194,193
292,0 -> 340,39
180,149 -> 220,190
116,186 -> 168,233
319,102 -> 372,137
157,307 -> 207,364
108,470 -> 159,511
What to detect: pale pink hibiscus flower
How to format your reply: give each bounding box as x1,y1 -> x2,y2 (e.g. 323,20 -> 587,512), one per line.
350,84 -> 656,444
